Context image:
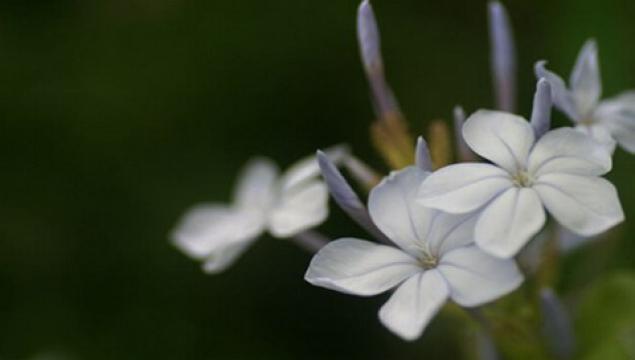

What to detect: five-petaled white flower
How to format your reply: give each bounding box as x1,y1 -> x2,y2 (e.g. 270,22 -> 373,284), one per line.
536,40 -> 635,154
305,166 -> 523,341
172,147 -> 347,273
418,110 -> 624,258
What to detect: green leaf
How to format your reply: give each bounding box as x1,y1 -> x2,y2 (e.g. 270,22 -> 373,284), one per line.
576,271 -> 635,359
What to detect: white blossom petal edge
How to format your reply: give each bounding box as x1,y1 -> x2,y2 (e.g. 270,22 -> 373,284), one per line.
172,146 -> 348,273
305,166 -> 523,341
536,40 -> 635,154
418,110 -> 624,258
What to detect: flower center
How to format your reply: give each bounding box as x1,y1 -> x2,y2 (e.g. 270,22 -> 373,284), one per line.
512,170 -> 533,187
419,253 -> 438,270
579,116 -> 596,126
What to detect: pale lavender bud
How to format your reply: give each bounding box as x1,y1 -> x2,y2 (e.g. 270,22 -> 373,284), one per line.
357,0 -> 383,75
488,1 -> 516,112
467,309 -> 500,360
317,151 -> 391,244
453,105 -> 475,161
415,136 -> 433,171
530,78 -> 553,138
357,0 -> 399,117
540,288 -> 575,359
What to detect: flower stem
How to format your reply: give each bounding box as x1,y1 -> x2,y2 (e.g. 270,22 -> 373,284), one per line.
536,225 -> 561,289
292,230 -> 330,253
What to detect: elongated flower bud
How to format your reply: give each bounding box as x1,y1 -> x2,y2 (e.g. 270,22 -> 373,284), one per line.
488,1 -> 516,112
540,288 -> 575,359
357,0 -> 382,75
317,151 -> 391,243
415,136 -> 433,172
530,78 -> 553,138
357,0 -> 400,117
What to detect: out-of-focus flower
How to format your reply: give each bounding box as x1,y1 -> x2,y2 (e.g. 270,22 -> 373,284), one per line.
171,147 -> 347,274
305,166 -> 523,340
536,40 -> 635,153
418,110 -> 624,258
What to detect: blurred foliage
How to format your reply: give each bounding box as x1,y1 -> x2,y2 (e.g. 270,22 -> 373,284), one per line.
576,272 -> 635,359
0,0 -> 634,358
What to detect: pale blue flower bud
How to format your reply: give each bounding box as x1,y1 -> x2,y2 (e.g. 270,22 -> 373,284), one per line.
415,136 -> 433,171
317,150 -> 391,243
530,78 -> 553,138
540,288 -> 575,359
357,0 -> 400,117
488,1 -> 516,112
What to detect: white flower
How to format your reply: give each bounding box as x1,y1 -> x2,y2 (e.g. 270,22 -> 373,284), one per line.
305,166 -> 523,341
536,39 -> 635,154
172,147 -> 347,273
418,110 -> 624,258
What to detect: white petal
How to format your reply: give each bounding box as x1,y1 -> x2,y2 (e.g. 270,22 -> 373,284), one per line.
279,144 -> 349,191
268,180 -> 329,238
369,167 -> 435,255
534,174 -> 624,236
575,124 -> 617,154
233,158 -> 279,210
305,238 -> 421,296
475,187 -> 546,258
570,40 -> 601,117
535,61 -> 580,121
426,212 -> 479,257
462,110 -> 534,173
171,205 -> 265,273
438,246 -> 523,307
418,163 -> 513,214
378,270 -> 449,341
528,127 -> 612,177
595,92 -> 635,153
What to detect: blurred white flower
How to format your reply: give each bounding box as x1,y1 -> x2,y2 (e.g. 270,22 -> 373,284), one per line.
536,40 -> 635,154
305,166 -> 522,341
172,146 -> 347,274
418,110 -> 624,258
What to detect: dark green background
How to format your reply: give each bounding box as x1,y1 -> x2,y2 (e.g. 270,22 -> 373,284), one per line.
1,0 -> 634,358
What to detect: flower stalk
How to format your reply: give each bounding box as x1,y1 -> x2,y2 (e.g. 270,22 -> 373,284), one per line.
292,230 -> 331,253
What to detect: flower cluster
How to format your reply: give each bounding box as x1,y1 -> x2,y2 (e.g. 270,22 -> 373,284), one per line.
306,163 -> 523,340
171,0 -> 633,355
